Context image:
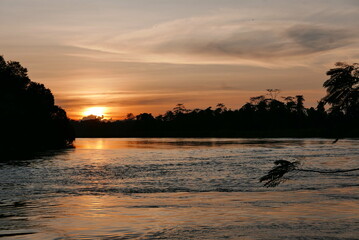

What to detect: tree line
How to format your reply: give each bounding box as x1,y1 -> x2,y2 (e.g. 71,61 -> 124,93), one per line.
72,97 -> 356,138
73,62 -> 358,138
72,62 -> 359,138
1,54 -> 358,156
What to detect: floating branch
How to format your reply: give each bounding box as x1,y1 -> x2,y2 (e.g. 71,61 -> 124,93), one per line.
260,160 -> 359,187
259,160 -> 299,187
299,168 -> 359,173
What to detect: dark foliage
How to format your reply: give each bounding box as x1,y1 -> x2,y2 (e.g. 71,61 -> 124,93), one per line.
0,56 -> 75,155
259,159 -> 359,187
259,160 -> 300,187
322,62 -> 359,114
73,63 -> 358,139
72,92 -> 358,138
260,62 -> 359,187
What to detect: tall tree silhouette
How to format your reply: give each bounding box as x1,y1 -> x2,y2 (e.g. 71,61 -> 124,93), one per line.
322,62 -> 359,114
321,62 -> 359,139
0,56 -> 75,154
260,62 -> 359,187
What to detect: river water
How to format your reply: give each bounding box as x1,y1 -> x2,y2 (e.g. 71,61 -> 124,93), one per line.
0,138 -> 358,239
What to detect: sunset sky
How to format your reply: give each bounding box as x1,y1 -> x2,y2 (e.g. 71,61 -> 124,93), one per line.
1,0 -> 359,119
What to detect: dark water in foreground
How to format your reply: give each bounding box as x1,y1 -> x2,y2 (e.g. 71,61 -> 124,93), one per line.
0,138 -> 358,239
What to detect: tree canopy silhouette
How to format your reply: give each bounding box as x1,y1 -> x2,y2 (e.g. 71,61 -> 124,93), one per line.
0,56 -> 75,154
260,62 -> 359,187
321,62 -> 359,114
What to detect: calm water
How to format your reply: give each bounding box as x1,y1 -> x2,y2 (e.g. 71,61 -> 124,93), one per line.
0,138 -> 358,239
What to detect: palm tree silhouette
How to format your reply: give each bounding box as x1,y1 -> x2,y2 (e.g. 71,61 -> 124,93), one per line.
322,62 -> 359,113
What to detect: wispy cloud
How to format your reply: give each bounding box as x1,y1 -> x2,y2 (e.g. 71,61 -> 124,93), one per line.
2,0 -> 358,119
72,7 -> 359,68
286,25 -> 353,52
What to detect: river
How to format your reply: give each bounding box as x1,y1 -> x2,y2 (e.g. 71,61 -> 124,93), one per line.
0,138 -> 358,239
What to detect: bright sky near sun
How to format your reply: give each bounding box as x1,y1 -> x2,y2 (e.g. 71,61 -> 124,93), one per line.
1,0 -> 359,119
82,107 -> 107,118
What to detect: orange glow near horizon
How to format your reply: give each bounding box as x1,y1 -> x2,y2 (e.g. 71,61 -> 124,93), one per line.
82,107 -> 107,117
63,88 -> 326,121
2,1 -> 358,122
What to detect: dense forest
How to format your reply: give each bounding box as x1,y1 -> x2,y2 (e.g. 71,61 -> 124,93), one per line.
73,63 -> 358,138
0,56 -> 75,155
1,54 -> 358,147
72,98 -> 357,138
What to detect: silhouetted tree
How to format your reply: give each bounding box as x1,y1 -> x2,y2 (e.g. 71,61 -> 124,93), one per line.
215,103 -> 227,115
266,88 -> 280,100
322,62 -> 359,114
316,101 -> 326,114
260,62 -> 359,187
163,110 -> 174,121
136,113 -> 155,122
173,103 -> 190,115
0,56 -> 75,154
295,95 -> 306,114
125,113 -> 135,121
250,95 -> 266,105
81,114 -> 105,121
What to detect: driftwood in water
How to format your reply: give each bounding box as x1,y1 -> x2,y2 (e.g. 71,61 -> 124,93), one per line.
260,159 -> 359,187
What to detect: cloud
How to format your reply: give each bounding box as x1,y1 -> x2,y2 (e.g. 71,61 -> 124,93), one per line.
286,25 -> 353,52
55,92 -> 197,108
71,7 -> 358,68
2,0 -> 358,120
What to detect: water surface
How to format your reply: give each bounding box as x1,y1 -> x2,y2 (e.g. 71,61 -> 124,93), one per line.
0,138 -> 358,239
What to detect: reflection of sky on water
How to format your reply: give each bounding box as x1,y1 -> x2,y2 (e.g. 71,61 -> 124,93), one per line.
74,137 -> 333,150
0,138 -> 358,239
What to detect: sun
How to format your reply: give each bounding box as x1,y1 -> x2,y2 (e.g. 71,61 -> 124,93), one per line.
83,107 -> 106,117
